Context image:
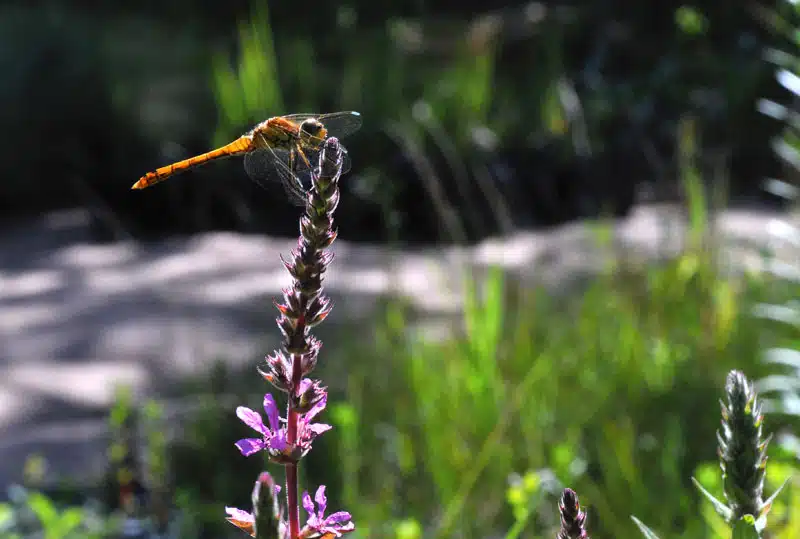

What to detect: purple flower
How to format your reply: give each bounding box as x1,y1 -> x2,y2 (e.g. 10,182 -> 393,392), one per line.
300,486 -> 354,538
296,392 -> 333,453
235,392 -> 332,461
225,507 -> 256,537
235,394 -> 287,457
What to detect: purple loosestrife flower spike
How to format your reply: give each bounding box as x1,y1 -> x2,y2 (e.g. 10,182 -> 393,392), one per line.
281,138 -> 352,539
233,137 -> 352,539
557,488 -> 589,539
266,138 -> 343,370
298,486 -> 355,539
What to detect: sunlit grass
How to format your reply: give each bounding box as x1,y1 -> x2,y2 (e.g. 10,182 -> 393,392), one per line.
319,241 -> 799,539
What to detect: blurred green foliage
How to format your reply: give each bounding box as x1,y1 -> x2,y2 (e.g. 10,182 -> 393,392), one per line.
0,485 -> 113,539
315,247 -> 799,538
211,1 -> 283,148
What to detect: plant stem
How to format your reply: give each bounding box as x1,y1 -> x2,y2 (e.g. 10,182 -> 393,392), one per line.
286,352 -> 303,538
285,460 -> 299,538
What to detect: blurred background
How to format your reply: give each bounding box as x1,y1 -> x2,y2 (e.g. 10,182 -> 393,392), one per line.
1,0 -> 800,537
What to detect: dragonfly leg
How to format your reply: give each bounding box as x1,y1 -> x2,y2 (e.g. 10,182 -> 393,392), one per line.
281,147 -> 307,206
296,146 -> 312,169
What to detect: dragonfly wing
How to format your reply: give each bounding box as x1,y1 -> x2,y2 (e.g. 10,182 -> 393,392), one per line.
242,147 -> 284,186
315,111 -> 363,140
278,172 -> 308,206
243,148 -> 307,206
279,113 -> 318,124
243,142 -> 353,206
339,146 -> 353,174
280,111 -> 363,141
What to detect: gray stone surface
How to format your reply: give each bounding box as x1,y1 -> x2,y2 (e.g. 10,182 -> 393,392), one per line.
0,204 -> 796,491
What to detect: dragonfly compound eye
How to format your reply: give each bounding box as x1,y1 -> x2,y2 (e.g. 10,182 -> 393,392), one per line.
300,119 -> 325,141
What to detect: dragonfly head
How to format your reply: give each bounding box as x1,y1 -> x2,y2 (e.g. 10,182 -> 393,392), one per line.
299,118 -> 327,148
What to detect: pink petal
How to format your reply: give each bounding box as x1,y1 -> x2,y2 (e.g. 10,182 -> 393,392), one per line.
302,490 -> 315,516
306,423 -> 333,436
237,406 -> 267,435
325,511 -> 352,524
304,394 -> 327,421
326,521 -> 355,535
314,485 -> 327,515
269,430 -> 288,452
235,438 -> 268,456
298,378 -> 313,393
225,507 -> 254,522
263,394 -> 281,433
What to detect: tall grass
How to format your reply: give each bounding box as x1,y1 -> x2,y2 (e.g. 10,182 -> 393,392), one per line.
211,1 -> 283,147
317,170 -> 799,539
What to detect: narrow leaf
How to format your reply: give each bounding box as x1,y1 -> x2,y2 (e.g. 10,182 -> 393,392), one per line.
692,477 -> 734,521
630,516 -> 662,539
26,492 -> 57,527
56,508 -> 84,536
760,475 -> 792,517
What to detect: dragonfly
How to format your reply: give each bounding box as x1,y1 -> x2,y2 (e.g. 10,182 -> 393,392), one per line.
132,111 -> 362,205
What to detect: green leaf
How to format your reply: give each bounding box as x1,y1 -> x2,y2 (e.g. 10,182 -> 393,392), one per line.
630,515 -> 662,539
731,515 -> 761,539
760,475 -> 792,517
692,476 -> 733,521
0,503 -> 13,528
27,492 -> 58,528
56,507 -> 84,537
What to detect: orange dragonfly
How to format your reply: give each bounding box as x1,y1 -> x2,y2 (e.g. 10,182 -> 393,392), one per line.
132,111 -> 362,205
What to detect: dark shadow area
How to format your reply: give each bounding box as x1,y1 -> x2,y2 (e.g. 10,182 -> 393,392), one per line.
0,0 -> 794,246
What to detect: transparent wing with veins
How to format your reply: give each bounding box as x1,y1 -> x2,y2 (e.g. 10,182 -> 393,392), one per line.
282,111 -> 363,145
242,144 -> 352,206
243,148 -> 306,206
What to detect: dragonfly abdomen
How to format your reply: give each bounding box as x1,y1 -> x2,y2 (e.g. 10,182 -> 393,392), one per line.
132,136 -> 254,189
